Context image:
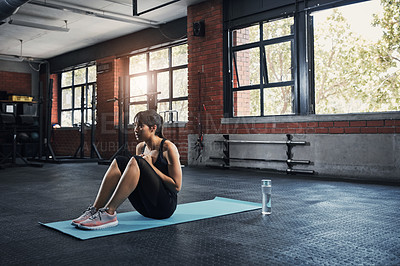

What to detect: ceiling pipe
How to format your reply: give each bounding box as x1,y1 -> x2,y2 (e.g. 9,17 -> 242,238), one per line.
0,0 -> 30,21
28,0 -> 160,28
0,53 -> 45,63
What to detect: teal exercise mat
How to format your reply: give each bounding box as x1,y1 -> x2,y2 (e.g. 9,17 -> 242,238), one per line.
40,197 -> 261,240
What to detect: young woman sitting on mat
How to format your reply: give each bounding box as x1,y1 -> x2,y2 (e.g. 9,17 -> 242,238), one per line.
71,109 -> 182,230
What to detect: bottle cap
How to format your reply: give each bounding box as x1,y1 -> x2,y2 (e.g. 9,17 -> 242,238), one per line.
262,179 -> 271,186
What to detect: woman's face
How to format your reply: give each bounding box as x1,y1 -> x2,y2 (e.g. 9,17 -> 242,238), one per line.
134,121 -> 155,141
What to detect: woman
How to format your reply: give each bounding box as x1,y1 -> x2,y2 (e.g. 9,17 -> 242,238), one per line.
71,109 -> 182,230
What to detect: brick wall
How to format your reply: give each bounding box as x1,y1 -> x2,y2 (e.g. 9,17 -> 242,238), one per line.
50,74 -> 58,124
0,71 -> 31,96
187,0 -> 224,138
164,126 -> 188,163
92,56 -> 120,159
50,129 -> 92,156
218,119 -> 400,134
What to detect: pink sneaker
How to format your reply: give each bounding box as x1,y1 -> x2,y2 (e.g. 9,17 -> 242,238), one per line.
71,205 -> 97,226
77,208 -> 118,230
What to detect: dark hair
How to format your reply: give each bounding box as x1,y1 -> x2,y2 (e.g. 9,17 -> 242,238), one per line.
134,109 -> 164,138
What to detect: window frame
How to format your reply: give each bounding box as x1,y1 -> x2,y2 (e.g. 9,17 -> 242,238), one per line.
59,65 -> 97,128
128,41 -> 188,123
229,19 -> 297,117
224,0 -> 399,119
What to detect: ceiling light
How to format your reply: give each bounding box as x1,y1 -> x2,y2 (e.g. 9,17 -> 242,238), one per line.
8,19 -> 69,32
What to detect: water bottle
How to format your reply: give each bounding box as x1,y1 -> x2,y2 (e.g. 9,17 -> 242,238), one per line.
261,179 -> 272,215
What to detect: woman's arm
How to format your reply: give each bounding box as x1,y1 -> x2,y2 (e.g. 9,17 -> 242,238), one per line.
142,141 -> 182,192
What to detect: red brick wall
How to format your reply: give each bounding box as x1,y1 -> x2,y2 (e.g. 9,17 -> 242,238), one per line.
92,56 -> 120,159
218,119 -> 400,134
0,71 -> 31,96
50,74 -> 59,124
51,128 -> 92,156
187,0 -> 224,137
164,126 -> 188,163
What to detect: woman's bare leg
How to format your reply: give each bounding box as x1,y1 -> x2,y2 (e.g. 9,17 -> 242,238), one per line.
93,159 -> 122,210
105,157 -> 141,214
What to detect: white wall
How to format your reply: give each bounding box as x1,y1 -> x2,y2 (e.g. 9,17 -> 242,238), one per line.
188,133 -> 400,182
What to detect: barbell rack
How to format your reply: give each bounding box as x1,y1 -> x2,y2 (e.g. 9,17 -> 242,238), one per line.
209,134 -> 314,175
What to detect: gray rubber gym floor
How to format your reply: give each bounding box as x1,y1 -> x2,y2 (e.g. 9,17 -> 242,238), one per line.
0,163 -> 399,265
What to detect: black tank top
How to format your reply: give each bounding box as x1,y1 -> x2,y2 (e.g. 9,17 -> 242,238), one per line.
142,138 -> 169,176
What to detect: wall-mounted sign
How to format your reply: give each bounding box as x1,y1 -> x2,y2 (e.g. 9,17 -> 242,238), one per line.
97,63 -> 111,74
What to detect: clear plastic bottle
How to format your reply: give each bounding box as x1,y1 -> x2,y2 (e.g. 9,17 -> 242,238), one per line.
261,179 -> 272,215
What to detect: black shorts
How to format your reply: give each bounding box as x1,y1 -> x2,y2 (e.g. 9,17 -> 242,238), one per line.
115,155 -> 177,219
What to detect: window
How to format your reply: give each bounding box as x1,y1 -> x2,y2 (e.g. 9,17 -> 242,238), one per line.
229,17 -> 295,117
226,0 -> 399,117
313,0 -> 399,114
129,43 -> 188,123
60,65 -> 97,127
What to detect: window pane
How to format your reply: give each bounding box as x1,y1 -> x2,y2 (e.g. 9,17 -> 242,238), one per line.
129,54 -> 147,74
88,65 -> 96,83
233,89 -> 260,117
263,17 -> 293,40
85,108 -> 92,125
172,44 -> 188,66
61,88 -> 72,109
158,102 -> 174,122
157,102 -> 169,114
157,72 -> 169,99
86,85 -> 93,108
233,47 -> 260,88
264,41 -> 293,83
61,111 -> 72,127
61,71 -> 72,87
150,48 -> 168,70
74,68 -> 86,85
172,100 -> 188,122
73,110 -> 82,125
129,104 -> 147,124
130,75 -> 147,102
232,24 -> 259,46
263,86 -> 293,115
74,86 -> 82,108
173,69 -> 188,98
313,0 -> 400,114
85,109 -> 96,125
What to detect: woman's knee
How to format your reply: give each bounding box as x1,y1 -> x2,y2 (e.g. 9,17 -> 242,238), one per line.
107,159 -> 122,177
126,157 -> 140,170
